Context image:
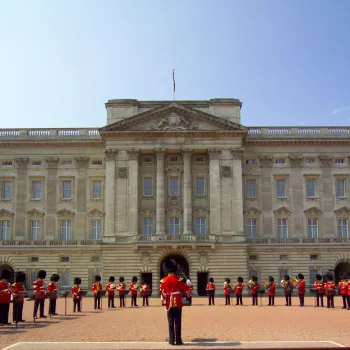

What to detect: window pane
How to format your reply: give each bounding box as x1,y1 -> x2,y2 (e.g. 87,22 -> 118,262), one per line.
169,178 -> 179,196
195,217 -> 206,234
92,181 -> 102,199
277,219 -> 288,238
306,179 -> 315,197
0,221 -> 10,240
337,219 -> 348,238
61,220 -> 71,240
143,218 -> 153,234
336,179 -> 345,197
61,271 -> 70,288
143,178 -> 153,196
2,181 -> 11,200
247,219 -> 257,238
276,180 -> 286,197
169,218 -> 180,234
307,218 -> 318,238
246,180 -> 256,198
92,219 -> 102,240
31,220 -> 40,240
279,269 -> 288,281
32,181 -> 42,199
62,181 -> 72,199
195,178 -> 205,195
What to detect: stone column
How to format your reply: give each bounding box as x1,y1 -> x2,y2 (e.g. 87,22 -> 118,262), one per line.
182,149 -> 193,234
127,149 -> 139,235
154,148 -> 166,234
209,148 -> 221,235
231,148 -> 244,233
104,149 -> 117,239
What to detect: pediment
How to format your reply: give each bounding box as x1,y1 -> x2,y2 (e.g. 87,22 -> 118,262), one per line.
193,206 -> 209,217
273,206 -> 292,216
244,207 -> 261,216
166,206 -> 183,216
25,209 -> 45,217
334,206 -> 350,216
139,208 -> 155,217
304,206 -> 322,216
99,103 -> 247,133
87,208 -> 105,217
56,208 -> 76,217
0,209 -> 14,218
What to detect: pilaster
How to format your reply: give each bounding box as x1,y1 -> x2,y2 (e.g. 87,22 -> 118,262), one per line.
231,148 -> 244,233
182,149 -> 193,234
154,148 -> 166,234
127,149 -> 139,235
209,148 -> 221,234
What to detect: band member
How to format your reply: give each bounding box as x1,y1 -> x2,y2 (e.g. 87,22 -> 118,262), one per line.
129,276 -> 139,307
11,271 -> 27,323
106,276 -> 116,309
347,273 -> 350,310
92,275 -> 102,310
117,277 -> 126,308
206,277 -> 216,306
71,277 -> 82,312
0,268 -> 12,326
267,276 -> 276,306
338,278 -> 348,309
33,270 -> 47,319
160,259 -> 184,346
141,280 -> 150,307
250,276 -> 259,306
296,274 -> 305,307
325,274 -> 336,308
282,275 -> 293,306
235,277 -> 244,305
185,280 -> 193,306
224,278 -> 232,306
314,274 -> 324,307
47,274 -> 60,316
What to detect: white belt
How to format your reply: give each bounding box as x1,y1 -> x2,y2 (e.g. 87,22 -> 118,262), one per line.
171,292 -> 180,295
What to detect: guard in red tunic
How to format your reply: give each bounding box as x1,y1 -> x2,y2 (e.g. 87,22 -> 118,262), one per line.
235,277 -> 244,305
185,281 -> 193,306
160,259 -> 184,346
117,276 -> 126,307
296,274 -> 306,307
71,277 -> 82,312
282,275 -> 293,306
338,278 -> 348,309
92,275 -> 103,310
0,268 -> 12,326
48,274 -> 60,316
129,276 -> 139,307
324,274 -> 336,309
141,280 -> 151,307
106,276 -> 116,309
313,274 -> 324,307
206,277 -> 216,306
223,278 -> 232,306
11,271 -> 27,322
33,270 -> 47,319
347,273 -> 350,310
250,276 -> 260,306
267,276 -> 276,306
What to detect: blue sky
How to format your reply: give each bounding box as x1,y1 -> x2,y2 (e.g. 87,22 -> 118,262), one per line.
0,0 -> 349,128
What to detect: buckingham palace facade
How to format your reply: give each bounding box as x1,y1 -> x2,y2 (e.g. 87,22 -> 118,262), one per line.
0,98 -> 349,294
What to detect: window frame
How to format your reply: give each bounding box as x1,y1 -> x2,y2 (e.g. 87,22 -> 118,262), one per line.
0,220 -> 11,240
195,177 -> 205,196
168,177 -> 180,197
168,217 -> 180,234
307,218 -> 319,238
277,218 -> 288,238
247,218 -> 257,238
1,180 -> 12,200
62,180 -> 72,200
92,180 -> 102,199
305,178 -> 317,198
61,271 -> 71,288
91,219 -> 102,240
143,218 -> 153,235
246,179 -> 257,198
30,220 -> 41,240
61,220 -> 72,241
143,177 -> 153,197
335,178 -> 346,198
194,217 -> 207,235
337,218 -> 348,238
276,179 -> 287,198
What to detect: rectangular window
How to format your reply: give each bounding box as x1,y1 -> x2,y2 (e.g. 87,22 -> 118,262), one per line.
279,269 -> 288,282
31,220 -> 41,240
280,255 -> 288,260
195,217 -> 206,234
245,159 -> 256,165
1,181 -> 11,200
144,157 -> 153,163
247,219 -> 257,238
195,178 -> 205,196
309,269 -> 318,286
169,177 -> 179,196
305,158 -> 315,164
0,220 -> 10,240
91,256 -> 100,263
246,179 -> 257,198
248,255 -> 258,261
92,180 -> 102,199
277,219 -> 288,238
62,180 -> 72,199
91,160 -> 103,166
306,179 -> 316,197
335,159 -> 345,164
61,220 -> 71,240
308,218 -> 318,238
61,257 -> 70,262
62,160 -> 72,166
310,254 -> 318,260
32,160 -> 43,166
2,161 -> 13,166
61,271 -> 70,288
32,181 -> 42,200
30,257 -> 39,263
169,218 -> 180,234
336,179 -> 346,197
275,159 -> 285,164
143,218 -> 153,234
337,218 -> 348,238
195,156 -> 204,163
276,179 -> 286,198
91,219 -> 102,240
143,178 -> 153,196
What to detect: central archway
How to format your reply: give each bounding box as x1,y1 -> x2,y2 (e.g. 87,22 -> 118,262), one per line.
0,264 -> 15,284
160,254 -> 189,280
335,261 -> 350,283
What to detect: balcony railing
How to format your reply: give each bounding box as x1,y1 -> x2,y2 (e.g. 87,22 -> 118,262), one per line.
136,234 -> 216,243
247,237 -> 350,244
0,239 -> 103,246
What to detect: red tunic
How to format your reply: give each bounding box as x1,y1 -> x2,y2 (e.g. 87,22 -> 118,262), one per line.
161,274 -> 183,309
297,280 -> 306,294
206,283 -> 216,293
224,283 -> 232,296
250,283 -> 260,295
283,281 -> 293,294
338,281 -> 348,295
268,283 -> 276,296
235,283 -> 244,295
117,282 -> 126,296
325,281 -> 336,296
106,283 -> 116,297
186,285 -> 193,298
71,286 -> 81,300
129,283 -> 139,295
141,283 -> 151,296
0,281 -> 11,303
313,281 -> 324,294
47,282 -> 58,300
92,282 -> 102,296
11,283 -> 25,304
347,281 -> 350,296
33,279 -> 46,299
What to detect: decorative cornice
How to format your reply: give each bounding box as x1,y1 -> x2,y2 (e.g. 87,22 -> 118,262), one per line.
15,158 -> 29,168
273,206 -> 292,216
244,207 -> 261,216
25,209 -> 45,217
181,149 -> 193,159
75,157 -> 89,168
139,208 -> 156,217
118,167 -> 128,178
56,208 -> 76,217
231,148 -> 244,160
127,149 -> 139,160
288,156 -> 303,167
208,148 -> 221,160
45,157 -> 59,168
334,206 -> 350,216
105,149 -> 117,161
319,156 -> 333,167
259,156 -> 273,168
220,166 -> 232,178
153,148 -> 167,160
193,206 -> 209,217
247,139 -> 350,146
304,206 -> 322,216
87,208 -> 105,217
0,209 -> 15,218
166,206 -> 183,216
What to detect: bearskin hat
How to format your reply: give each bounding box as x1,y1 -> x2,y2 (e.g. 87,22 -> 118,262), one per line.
94,275 -> 101,282
209,276 -> 214,283
252,276 -> 258,282
109,276 -> 115,283
316,274 -> 322,281
132,276 -> 138,283
119,276 -> 124,282
74,277 -> 81,285
1,268 -> 12,280
237,276 -> 244,283
297,273 -> 304,280
37,270 -> 46,279
284,275 -> 290,281
163,259 -> 178,274
50,274 -> 60,282
225,278 -> 231,284
268,276 -> 274,282
15,271 -> 26,283
347,272 -> 350,280
326,273 -> 333,281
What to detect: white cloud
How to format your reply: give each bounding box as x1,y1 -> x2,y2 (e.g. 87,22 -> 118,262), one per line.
331,105 -> 350,115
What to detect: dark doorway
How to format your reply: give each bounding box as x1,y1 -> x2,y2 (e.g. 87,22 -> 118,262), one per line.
197,272 -> 208,296
0,264 -> 15,284
160,254 -> 189,280
141,272 -> 152,289
335,262 -> 350,283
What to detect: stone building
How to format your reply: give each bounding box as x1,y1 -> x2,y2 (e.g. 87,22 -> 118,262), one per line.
0,98 -> 349,294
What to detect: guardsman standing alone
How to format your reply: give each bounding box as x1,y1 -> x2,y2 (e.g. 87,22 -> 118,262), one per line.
235,277 -> 244,305
106,276 -> 116,309
313,274 -> 324,307
206,277 -> 216,306
11,271 -> 26,323
0,268 -> 12,325
296,274 -> 305,307
92,275 -> 102,310
48,274 -> 60,316
267,276 -> 276,306
33,270 -> 47,319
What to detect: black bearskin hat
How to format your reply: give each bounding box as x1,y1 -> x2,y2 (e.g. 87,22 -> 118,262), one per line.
50,274 -> 60,282
109,276 -> 115,283
237,276 -> 244,283
284,275 -> 290,281
119,276 -> 124,282
37,270 -> 46,279
1,268 -> 12,280
74,277 -> 81,285
297,273 -> 304,280
326,273 -> 333,281
209,276 -> 214,283
252,276 -> 258,282
316,274 -> 322,281
15,271 -> 26,283
268,276 -> 274,282
163,259 -> 178,274
95,275 -> 101,282
347,272 -> 350,280
225,278 -> 231,284
132,276 -> 138,283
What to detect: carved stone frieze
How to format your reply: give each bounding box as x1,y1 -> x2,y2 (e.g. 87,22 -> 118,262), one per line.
25,209 -> 45,217
244,207 -> 261,216
75,157 -> 89,168
87,208 -> 105,217
105,149 -> 117,161
288,156 -> 303,167
273,206 -> 292,216
45,157 -> 60,168
118,167 -> 128,178
304,206 -> 322,216
319,156 -> 333,167
166,206 -> 183,217
141,251 -> 151,268
230,148 -> 244,160
152,112 -> 197,131
193,206 -> 209,217
181,149 -> 193,159
56,208 -> 76,217
259,156 -> 273,168
139,208 -> 155,217
127,149 -> 139,161
198,251 -> 208,267
220,166 -> 232,178
0,209 -> 15,218
334,206 -> 350,216
208,148 -> 221,160
15,158 -> 29,168
153,148 -> 167,160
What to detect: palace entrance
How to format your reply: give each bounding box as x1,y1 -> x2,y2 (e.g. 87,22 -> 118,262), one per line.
335,261 -> 350,283
0,264 -> 15,284
159,254 -> 189,280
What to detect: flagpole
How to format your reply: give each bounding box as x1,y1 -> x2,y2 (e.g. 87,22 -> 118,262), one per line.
172,68 -> 175,101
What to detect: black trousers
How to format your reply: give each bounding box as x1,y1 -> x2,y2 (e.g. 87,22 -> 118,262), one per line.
285,293 -> 292,306
341,295 -> 347,309
131,294 -> 138,306
268,295 -> 275,305
34,298 -> 45,317
108,295 -> 115,308
252,294 -> 258,305
347,295 -> 350,309
73,299 -> 81,312
327,295 -> 335,308
208,294 -> 215,305
316,293 -> 324,307
167,307 -> 182,345
119,295 -> 125,307
298,294 -> 305,306
94,295 -> 101,309
0,302 -> 10,324
236,295 -> 242,305
49,299 -> 57,315
187,297 -> 192,306
13,302 -> 24,322
225,295 -> 230,305
142,296 -> 149,306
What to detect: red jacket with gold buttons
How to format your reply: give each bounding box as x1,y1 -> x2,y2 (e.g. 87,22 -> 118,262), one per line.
106,283 -> 116,297
0,281 -> 11,303
33,279 -> 46,299
338,281 -> 348,295
129,283 -> 139,295
160,274 -> 183,309
324,281 -> 336,296
250,283 -> 260,295
268,282 -> 275,296
297,280 -> 306,294
11,282 -> 25,304
47,282 -> 58,300
235,283 -> 244,295
71,286 -> 81,300
92,282 -> 102,296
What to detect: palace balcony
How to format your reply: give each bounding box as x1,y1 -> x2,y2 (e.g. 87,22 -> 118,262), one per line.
135,234 -> 216,243
247,237 -> 350,245
0,239 -> 103,246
